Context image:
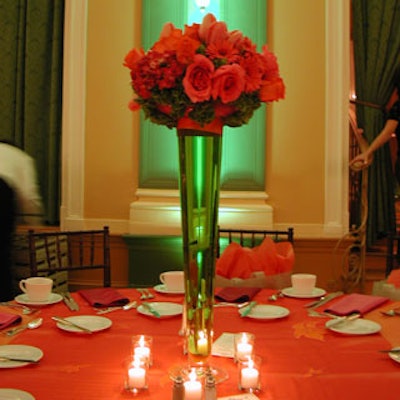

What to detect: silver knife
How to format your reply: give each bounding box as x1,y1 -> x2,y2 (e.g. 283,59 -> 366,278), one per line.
52,316 -> 93,334
0,356 -> 40,364
304,291 -> 344,308
63,292 -> 80,311
141,302 -> 161,318
240,301 -> 257,317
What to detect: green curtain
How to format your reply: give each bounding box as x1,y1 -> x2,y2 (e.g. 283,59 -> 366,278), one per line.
352,0 -> 400,245
0,0 -> 64,225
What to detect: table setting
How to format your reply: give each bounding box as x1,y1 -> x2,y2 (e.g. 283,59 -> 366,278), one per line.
1,268 -> 400,400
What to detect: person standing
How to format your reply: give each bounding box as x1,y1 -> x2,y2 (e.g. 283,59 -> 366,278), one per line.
0,140 -> 44,301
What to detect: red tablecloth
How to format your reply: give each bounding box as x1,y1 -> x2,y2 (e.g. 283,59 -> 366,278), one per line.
1,288 -> 400,400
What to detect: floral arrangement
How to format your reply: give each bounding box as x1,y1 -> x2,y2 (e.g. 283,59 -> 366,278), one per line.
124,13 -> 285,130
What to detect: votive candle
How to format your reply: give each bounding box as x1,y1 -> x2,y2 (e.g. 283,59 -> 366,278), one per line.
184,369 -> 202,400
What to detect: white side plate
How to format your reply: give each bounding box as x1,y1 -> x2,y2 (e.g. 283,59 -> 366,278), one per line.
0,345 -> 43,368
0,389 -> 35,400
137,302 -> 183,318
239,304 -> 290,320
325,318 -> 381,335
56,315 -> 112,333
153,284 -> 184,295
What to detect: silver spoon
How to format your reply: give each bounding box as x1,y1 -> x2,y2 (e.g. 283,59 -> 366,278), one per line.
4,317 -> 43,337
0,302 -> 34,315
380,309 -> 400,317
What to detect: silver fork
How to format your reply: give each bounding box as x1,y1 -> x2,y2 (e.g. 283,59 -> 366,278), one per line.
137,288 -> 149,300
0,302 -> 35,315
143,288 -> 154,299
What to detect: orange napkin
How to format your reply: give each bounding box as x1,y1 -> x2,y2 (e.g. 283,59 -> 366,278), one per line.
324,293 -> 388,316
387,269 -> 400,288
215,287 -> 261,303
216,237 -> 294,279
0,312 -> 22,330
78,288 -> 130,308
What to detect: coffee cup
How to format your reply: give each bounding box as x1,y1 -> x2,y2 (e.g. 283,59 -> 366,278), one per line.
291,273 -> 316,295
19,277 -> 53,302
159,271 -> 184,292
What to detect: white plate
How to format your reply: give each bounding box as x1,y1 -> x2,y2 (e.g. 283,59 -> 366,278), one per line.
388,347 -> 400,364
281,287 -> 326,299
55,315 -> 112,333
0,345 -> 43,368
137,302 -> 183,318
239,304 -> 290,320
15,293 -> 63,306
0,389 -> 35,400
325,318 -> 381,335
153,284 -> 184,295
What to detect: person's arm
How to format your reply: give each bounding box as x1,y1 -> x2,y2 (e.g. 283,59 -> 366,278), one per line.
350,119 -> 398,168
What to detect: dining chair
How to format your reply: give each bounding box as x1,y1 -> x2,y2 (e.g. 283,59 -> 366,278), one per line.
26,226 -> 111,288
386,231 -> 400,276
217,227 -> 294,257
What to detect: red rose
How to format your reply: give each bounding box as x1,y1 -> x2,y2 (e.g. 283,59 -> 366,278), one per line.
259,77 -> 285,102
211,64 -> 245,104
183,54 -> 214,103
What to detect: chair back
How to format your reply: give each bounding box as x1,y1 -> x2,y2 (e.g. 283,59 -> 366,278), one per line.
217,227 -> 294,257
386,231 -> 400,277
27,226 -> 111,287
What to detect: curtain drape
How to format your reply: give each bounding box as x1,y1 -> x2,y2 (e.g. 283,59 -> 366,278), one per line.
0,0 -> 64,225
352,0 -> 400,245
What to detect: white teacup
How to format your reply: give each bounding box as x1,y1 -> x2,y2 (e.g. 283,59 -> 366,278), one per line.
19,277 -> 53,302
159,271 -> 184,292
291,273 -> 316,295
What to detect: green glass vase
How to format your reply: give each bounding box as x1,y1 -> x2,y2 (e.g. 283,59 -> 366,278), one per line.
177,126 -> 222,367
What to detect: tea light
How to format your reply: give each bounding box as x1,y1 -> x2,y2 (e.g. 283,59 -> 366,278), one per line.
132,334 -> 152,366
235,333 -> 254,361
125,357 -> 148,391
184,368 -> 202,400
197,331 -> 208,354
240,359 -> 259,389
238,356 -> 261,392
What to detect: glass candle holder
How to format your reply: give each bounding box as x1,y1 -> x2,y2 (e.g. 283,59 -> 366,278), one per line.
132,334 -> 153,366
237,355 -> 261,393
234,332 -> 255,362
124,357 -> 148,393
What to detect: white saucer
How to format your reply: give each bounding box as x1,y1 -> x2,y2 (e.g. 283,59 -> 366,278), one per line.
239,304 -> 290,320
56,315 -> 112,333
388,347 -> 400,364
0,345 -> 43,368
281,287 -> 326,299
137,302 -> 183,318
0,389 -> 35,400
325,318 -> 381,335
15,293 -> 63,306
153,284 -> 184,295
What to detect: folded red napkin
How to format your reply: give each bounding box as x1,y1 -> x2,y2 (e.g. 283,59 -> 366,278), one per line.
214,287 -> 261,303
387,269 -> 400,288
78,288 -> 130,308
324,293 -> 388,316
216,237 -> 294,279
0,312 -> 22,330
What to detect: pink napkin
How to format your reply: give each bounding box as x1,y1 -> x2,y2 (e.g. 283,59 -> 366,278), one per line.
0,312 -> 22,330
216,237 -> 294,279
324,293 -> 388,316
78,288 -> 130,308
215,287 -> 261,303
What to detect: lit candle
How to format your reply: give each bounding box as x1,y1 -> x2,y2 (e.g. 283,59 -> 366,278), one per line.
240,359 -> 259,389
236,335 -> 253,360
184,369 -> 202,400
197,331 -> 208,354
133,335 -> 152,365
128,363 -> 146,389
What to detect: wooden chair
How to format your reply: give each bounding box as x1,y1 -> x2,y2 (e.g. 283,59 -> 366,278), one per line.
27,226 -> 111,288
386,231 -> 400,277
217,227 -> 294,257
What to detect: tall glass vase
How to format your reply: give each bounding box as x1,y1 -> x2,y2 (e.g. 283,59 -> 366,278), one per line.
177,123 -> 222,369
